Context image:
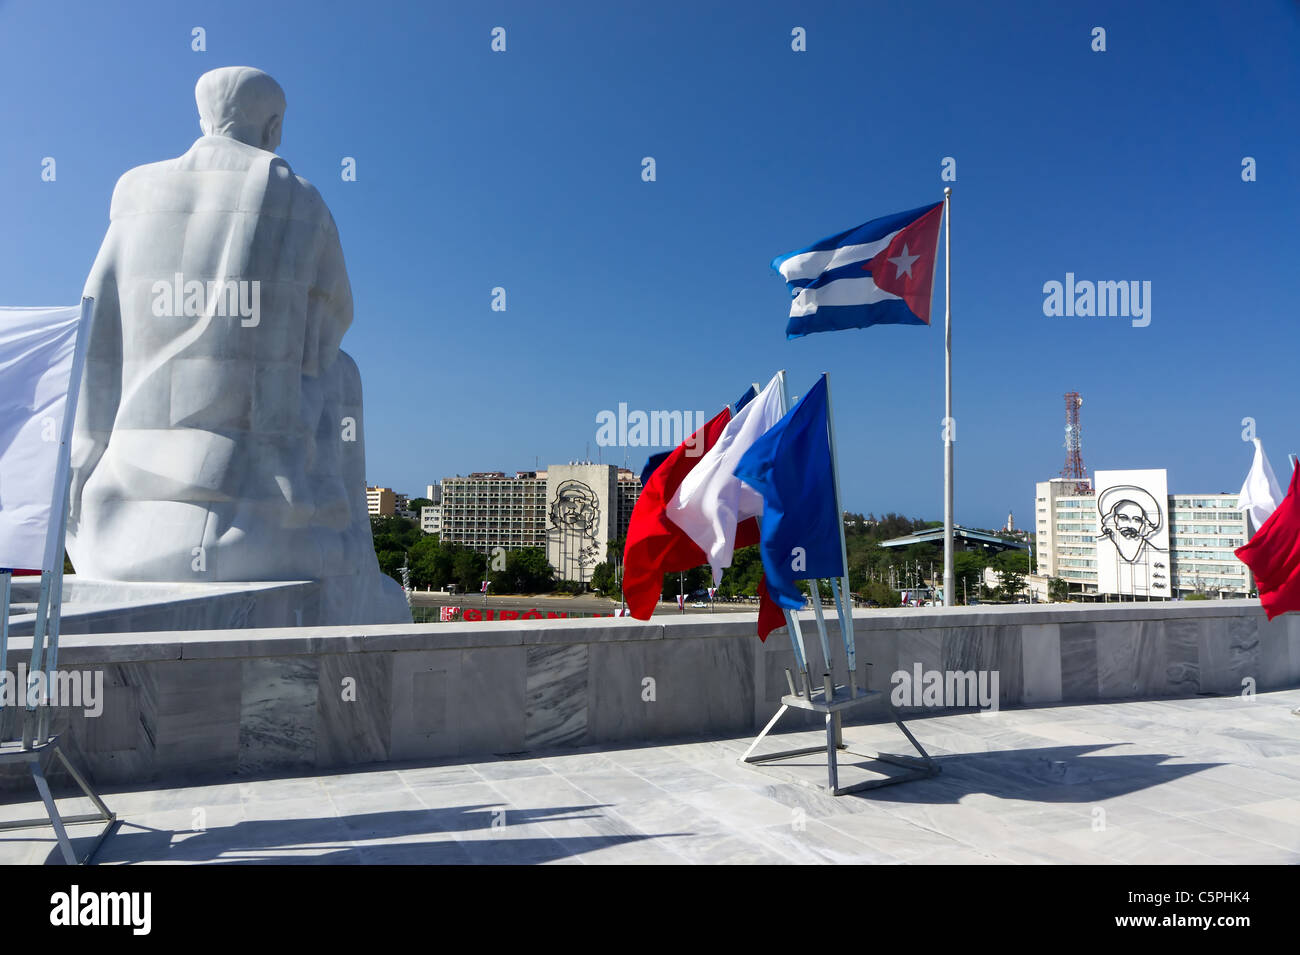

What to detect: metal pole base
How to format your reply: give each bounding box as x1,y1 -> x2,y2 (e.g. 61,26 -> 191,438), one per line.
740,686 -> 940,796
0,735 -> 117,865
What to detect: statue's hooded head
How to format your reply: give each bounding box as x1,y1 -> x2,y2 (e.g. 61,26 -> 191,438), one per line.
195,67 -> 285,152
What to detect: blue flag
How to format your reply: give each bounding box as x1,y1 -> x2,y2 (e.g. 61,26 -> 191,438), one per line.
639,450 -> 671,487
733,375 -> 844,609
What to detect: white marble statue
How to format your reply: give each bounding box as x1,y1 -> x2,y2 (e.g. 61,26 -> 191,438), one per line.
67,66 -> 410,625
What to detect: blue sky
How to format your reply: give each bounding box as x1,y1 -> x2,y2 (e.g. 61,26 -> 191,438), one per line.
2,0 -> 1297,529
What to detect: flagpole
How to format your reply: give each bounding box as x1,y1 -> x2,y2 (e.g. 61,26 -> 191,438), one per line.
820,373 -> 858,697
942,187 -> 955,608
26,296 -> 95,748
776,369 -> 812,696
0,569 -> 11,720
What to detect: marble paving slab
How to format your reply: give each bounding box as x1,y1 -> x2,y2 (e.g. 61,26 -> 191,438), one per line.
3,688 -> 1296,865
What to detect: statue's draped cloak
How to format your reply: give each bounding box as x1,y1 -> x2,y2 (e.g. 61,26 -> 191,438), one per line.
67,135 -> 403,623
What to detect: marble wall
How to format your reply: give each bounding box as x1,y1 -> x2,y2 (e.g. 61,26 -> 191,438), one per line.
5,577 -> 322,636
2,600 -> 1297,790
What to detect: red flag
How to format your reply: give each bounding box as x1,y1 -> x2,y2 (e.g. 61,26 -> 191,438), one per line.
864,202 -> 945,324
624,408 -> 731,619
622,406 -> 782,635
756,577 -> 787,641
1235,465 -> 1300,620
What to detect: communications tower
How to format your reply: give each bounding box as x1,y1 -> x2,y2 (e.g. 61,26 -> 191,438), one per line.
1061,392 -> 1090,493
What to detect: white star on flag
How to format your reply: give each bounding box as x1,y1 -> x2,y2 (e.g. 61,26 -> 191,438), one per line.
888,244 -> 919,279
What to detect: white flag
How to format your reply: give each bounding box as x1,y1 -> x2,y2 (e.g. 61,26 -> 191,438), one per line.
1238,437 -> 1284,533
0,306 -> 83,569
666,372 -> 785,583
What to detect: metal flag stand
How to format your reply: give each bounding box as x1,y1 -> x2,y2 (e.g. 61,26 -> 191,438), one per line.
740,371 -> 939,795
0,298 -> 116,864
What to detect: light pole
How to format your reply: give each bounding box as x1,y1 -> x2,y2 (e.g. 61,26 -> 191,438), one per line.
617,544 -> 624,614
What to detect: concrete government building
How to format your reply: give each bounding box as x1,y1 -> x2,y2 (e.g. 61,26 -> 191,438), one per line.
420,483 -> 442,536
366,486 -> 397,516
1035,469 -> 1251,599
438,464 -> 641,583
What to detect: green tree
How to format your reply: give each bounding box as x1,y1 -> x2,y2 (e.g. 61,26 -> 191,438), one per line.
407,536 -> 443,590
718,544 -> 764,598
954,550 -> 987,603
991,549 -> 1029,601
891,542 -> 939,590
377,549 -> 406,584
370,514 -> 428,585
490,547 -> 555,594
847,540 -> 891,593
1048,576 -> 1070,602
863,580 -> 900,607
589,561 -> 615,594
371,514 -> 420,554
992,550 -> 1031,575
663,566 -> 711,602
453,549 -> 487,594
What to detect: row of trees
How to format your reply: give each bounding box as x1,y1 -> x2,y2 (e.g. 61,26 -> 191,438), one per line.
371,516 -> 556,594
372,510 -> 1043,604
841,513 -> 1038,603
618,513 -> 1037,605
589,513 -> 1019,605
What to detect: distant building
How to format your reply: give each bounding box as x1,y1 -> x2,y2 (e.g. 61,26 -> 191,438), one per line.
616,467 -> 641,543
440,463 -> 641,582
441,471 -> 549,552
416,484 -> 444,532
366,486 -> 396,517
1034,471 -> 1250,599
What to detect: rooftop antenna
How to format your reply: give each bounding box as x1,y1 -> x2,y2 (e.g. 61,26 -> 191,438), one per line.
1062,392 -> 1090,493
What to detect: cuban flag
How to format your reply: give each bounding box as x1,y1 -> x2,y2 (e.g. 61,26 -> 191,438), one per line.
772,202 -> 944,340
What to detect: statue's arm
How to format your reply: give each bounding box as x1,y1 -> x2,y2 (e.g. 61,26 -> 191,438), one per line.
69,228 -> 123,526
304,205 -> 353,378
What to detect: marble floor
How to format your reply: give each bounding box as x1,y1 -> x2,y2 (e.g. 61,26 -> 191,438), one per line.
2,690 -> 1298,864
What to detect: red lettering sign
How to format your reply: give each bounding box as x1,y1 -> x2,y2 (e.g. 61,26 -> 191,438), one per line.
451,608 -> 575,622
